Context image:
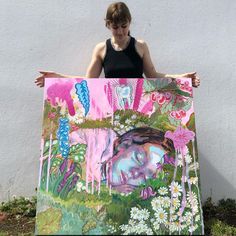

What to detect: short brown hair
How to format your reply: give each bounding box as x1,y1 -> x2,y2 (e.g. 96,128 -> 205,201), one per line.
105,2 -> 132,27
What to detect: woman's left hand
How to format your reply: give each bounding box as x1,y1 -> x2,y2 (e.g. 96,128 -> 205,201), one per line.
181,72 -> 200,88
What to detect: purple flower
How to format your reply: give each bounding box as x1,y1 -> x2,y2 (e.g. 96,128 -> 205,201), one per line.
156,163 -> 164,171
163,154 -> 175,165
165,126 -> 195,149
140,186 -> 156,200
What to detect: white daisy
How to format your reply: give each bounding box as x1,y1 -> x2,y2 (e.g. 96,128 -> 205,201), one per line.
113,120 -> 119,126
183,211 -> 193,225
170,182 -> 182,198
76,182 -> 84,192
187,192 -> 198,206
152,221 -> 160,231
169,214 -> 178,222
177,154 -> 183,167
185,153 -> 192,164
154,208 -> 167,224
131,114 -> 137,120
190,177 -> 198,185
195,214 -> 200,222
151,197 -> 162,211
158,187 -> 168,196
189,162 -> 199,171
169,221 -> 181,233
162,196 -> 170,208
172,197 -> 181,209
130,207 -> 149,221
125,119 -> 132,124
188,225 -> 197,233
114,115 -> 120,120
141,209 -> 150,221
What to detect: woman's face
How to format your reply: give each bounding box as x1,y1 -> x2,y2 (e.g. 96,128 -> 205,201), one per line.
108,21 -> 130,41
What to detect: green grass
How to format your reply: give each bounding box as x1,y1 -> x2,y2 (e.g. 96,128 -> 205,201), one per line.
1,196 -> 236,235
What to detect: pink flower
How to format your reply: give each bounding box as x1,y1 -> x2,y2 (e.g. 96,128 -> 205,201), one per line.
48,112 -> 56,119
165,126 -> 195,149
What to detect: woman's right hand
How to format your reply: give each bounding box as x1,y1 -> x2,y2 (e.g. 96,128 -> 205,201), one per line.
35,71 -> 61,87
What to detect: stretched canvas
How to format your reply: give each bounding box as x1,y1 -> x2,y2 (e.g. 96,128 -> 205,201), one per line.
35,78 -> 204,235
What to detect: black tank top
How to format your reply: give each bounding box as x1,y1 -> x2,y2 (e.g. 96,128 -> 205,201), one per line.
102,37 -> 143,78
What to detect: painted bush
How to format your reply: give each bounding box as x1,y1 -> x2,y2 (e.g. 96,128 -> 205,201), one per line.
36,78 -> 204,235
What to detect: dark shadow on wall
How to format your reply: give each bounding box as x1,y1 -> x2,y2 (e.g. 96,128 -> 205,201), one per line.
198,150 -> 236,203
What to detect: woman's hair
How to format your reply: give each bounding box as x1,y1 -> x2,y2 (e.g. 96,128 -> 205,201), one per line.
105,2 -> 132,27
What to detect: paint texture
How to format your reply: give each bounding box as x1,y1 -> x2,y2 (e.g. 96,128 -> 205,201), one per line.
36,78 -> 204,235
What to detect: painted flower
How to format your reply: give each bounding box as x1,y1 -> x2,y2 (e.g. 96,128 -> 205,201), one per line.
130,207 -> 150,221
185,153 -> 192,164
140,186 -> 156,200
114,115 -> 120,120
169,221 -> 181,233
189,162 -> 199,171
152,221 -> 160,231
183,211 -> 193,224
154,208 -> 167,224
125,119 -> 132,124
195,214 -> 201,222
188,225 -> 197,233
156,163 -> 164,171
48,112 -> 56,119
172,197 -> 181,209
141,209 -> 150,221
165,126 -> 195,149
130,207 -> 140,220
113,120 -> 119,126
170,182 -> 182,197
169,214 -> 178,222
158,187 -> 168,196
151,197 -> 162,211
189,177 -> 198,185
162,196 -> 170,208
76,182 -> 85,192
163,154 -> 175,165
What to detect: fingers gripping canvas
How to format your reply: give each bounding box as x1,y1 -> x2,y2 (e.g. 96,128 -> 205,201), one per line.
36,78 -> 204,235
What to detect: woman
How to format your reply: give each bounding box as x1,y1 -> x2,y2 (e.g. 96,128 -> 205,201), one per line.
35,2 -> 200,87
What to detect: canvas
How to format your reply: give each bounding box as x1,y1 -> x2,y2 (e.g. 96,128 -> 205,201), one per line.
35,78 -> 204,235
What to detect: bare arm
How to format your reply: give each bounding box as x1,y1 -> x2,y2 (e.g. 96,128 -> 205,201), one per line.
35,43 -> 104,87
141,41 -> 200,87
142,41 -> 178,79
85,42 -> 105,78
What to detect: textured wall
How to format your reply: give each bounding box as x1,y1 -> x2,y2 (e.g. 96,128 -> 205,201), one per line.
0,0 -> 235,202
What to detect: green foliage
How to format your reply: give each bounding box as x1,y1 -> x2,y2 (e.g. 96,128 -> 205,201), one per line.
40,140 -> 87,200
69,143 -> 87,164
114,109 -> 149,125
0,196 -> 36,217
78,118 -> 112,128
82,219 -> 97,234
36,208 -> 62,235
203,198 -> 236,236
143,78 -> 171,92
210,219 -> 236,236
149,112 -> 176,131
186,113 -> 196,132
144,80 -> 192,97
143,175 -> 167,191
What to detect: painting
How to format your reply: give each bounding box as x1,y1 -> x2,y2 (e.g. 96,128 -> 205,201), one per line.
35,78 -> 204,235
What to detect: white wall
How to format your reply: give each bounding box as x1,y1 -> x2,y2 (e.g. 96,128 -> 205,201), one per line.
0,0 -> 235,202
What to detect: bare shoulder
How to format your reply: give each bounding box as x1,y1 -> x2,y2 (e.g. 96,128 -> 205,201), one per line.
135,39 -> 149,58
93,41 -> 106,59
